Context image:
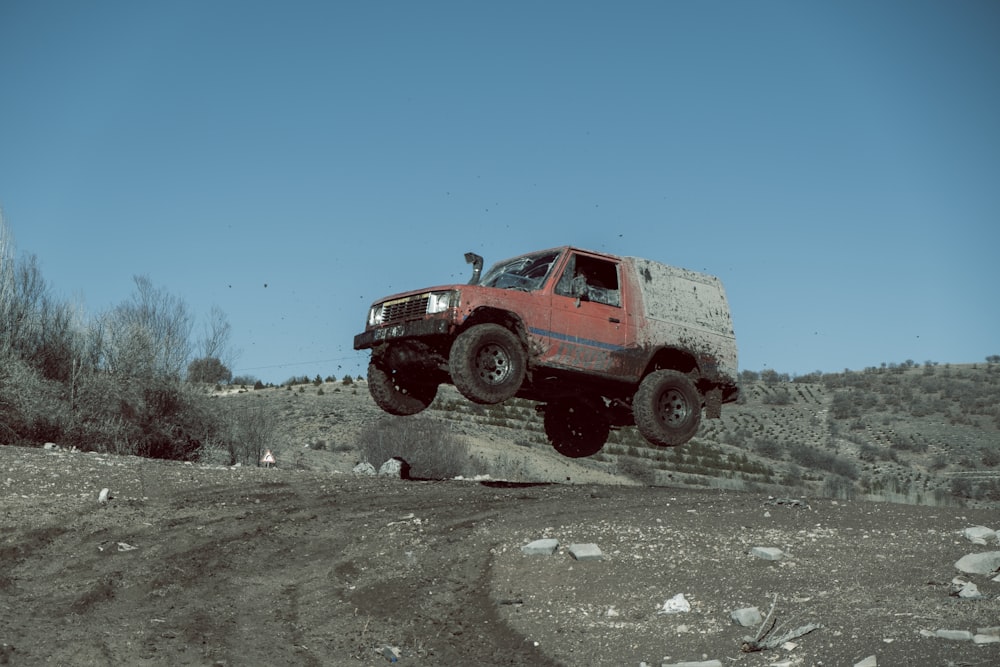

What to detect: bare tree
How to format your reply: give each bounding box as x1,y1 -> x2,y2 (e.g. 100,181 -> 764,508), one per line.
100,275 -> 193,380
195,303 -> 237,373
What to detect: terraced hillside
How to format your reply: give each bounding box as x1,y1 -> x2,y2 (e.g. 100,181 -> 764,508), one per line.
440,363 -> 998,504
245,361 -> 1000,508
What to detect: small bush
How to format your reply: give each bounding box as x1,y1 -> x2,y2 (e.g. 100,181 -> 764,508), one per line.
617,455 -> 658,485
356,416 -> 472,479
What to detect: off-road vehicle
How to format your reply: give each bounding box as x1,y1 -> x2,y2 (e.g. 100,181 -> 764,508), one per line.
354,246 -> 739,457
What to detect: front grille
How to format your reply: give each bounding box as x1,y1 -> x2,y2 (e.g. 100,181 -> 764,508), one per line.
383,296 -> 429,324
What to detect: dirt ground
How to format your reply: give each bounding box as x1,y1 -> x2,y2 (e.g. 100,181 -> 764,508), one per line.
2,443 -> 999,667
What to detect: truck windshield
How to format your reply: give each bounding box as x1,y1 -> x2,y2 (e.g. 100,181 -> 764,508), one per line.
479,250 -> 560,291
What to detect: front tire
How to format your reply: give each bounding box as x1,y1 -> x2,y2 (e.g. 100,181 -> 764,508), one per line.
634,370 -> 701,447
367,363 -> 438,416
543,401 -> 609,458
449,324 -> 526,404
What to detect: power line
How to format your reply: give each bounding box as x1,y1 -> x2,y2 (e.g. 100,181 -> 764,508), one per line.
234,355 -> 362,373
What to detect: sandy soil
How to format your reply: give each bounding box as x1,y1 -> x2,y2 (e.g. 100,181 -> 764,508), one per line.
2,443 -> 999,666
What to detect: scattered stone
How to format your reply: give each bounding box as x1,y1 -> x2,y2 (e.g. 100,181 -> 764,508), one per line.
378,457 -> 409,479
43,442 -> 58,451
566,543 -> 603,561
381,644 -> 401,662
98,488 -> 111,504
954,551 -> 1000,575
730,607 -> 763,627
853,655 -> 877,667
934,629 -> 974,641
963,525 -> 997,545
117,542 -> 137,552
765,497 -> 810,509
751,546 -> 785,561
657,593 -> 691,614
521,538 -> 559,555
352,462 -> 376,476
659,661 -> 722,667
950,578 -> 982,599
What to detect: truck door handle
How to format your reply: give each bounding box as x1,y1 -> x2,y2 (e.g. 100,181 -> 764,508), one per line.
608,317 -> 620,323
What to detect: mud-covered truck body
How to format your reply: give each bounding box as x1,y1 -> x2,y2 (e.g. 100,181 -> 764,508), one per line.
354,246 -> 738,457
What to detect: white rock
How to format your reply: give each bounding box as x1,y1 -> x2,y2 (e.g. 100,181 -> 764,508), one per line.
378,458 -> 407,478
958,582 -> 982,599
954,551 -> 1000,575
853,655 -> 877,667
730,607 -> 762,627
98,488 -> 110,503
934,629 -> 974,641
963,525 -> 997,545
521,538 -> 559,555
352,462 -> 377,476
973,634 -> 1000,644
567,543 -> 603,561
751,546 -> 785,561
657,593 -> 691,614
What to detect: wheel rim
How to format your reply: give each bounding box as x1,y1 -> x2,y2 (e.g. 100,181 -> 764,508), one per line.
657,388 -> 690,426
474,342 -> 513,385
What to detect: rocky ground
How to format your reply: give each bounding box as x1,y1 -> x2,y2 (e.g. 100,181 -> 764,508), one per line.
2,436 -> 999,666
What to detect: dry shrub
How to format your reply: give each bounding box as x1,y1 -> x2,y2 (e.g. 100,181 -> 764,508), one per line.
216,403 -> 279,466
357,416 -> 472,480
616,455 -> 658,486
0,350 -> 69,444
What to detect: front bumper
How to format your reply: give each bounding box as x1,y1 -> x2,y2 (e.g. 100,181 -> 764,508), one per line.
353,318 -> 453,350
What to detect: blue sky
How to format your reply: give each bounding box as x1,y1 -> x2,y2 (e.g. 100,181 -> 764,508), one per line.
1,0 -> 998,383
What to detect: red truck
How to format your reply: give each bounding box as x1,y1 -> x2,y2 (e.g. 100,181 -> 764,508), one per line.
354,246 -> 739,457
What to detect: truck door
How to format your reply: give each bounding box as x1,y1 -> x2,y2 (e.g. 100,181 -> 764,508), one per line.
547,252 -> 629,373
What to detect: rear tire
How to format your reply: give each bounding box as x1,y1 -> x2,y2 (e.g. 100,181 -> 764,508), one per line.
367,362 -> 438,416
634,370 -> 701,447
449,324 -> 526,404
543,401 -> 609,458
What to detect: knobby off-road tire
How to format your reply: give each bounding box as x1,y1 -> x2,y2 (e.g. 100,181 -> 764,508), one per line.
449,324 -> 526,404
367,362 -> 438,416
634,369 -> 701,447
543,401 -> 610,458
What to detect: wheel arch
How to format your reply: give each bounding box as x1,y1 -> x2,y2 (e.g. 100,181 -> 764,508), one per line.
458,307 -> 529,347
642,347 -> 700,379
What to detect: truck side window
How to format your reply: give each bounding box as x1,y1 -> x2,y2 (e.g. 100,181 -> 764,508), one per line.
555,255 -> 621,307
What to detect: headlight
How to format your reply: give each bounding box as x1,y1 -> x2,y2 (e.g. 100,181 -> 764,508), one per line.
367,304 -> 385,326
426,290 -> 458,314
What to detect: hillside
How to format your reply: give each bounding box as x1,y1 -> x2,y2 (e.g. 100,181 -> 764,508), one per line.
220,361 -> 1000,508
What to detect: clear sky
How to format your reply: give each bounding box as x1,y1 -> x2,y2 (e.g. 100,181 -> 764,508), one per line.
1,0 -> 998,383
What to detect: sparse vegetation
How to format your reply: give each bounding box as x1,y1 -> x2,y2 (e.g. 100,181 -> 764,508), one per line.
0,211 -> 257,461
